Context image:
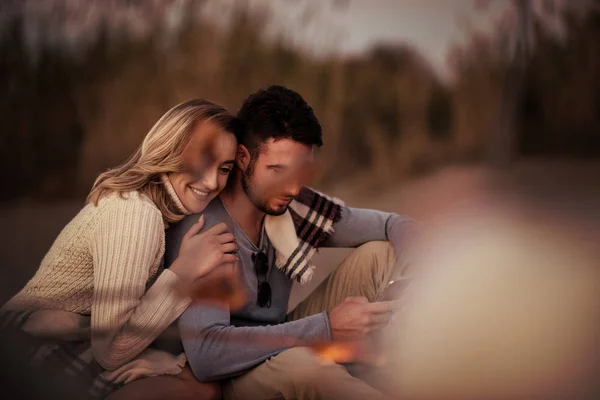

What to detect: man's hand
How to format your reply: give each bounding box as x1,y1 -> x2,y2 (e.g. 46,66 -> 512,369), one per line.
327,296 -> 398,341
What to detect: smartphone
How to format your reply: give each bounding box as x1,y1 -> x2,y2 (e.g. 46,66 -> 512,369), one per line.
375,276 -> 412,302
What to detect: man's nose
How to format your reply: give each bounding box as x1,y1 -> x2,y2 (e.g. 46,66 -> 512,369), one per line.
285,183 -> 302,198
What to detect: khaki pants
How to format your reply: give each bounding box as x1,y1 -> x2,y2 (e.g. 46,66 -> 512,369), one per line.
223,241 -> 397,400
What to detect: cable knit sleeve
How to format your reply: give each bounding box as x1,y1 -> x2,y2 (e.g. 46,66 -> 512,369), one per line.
90,195 -> 191,371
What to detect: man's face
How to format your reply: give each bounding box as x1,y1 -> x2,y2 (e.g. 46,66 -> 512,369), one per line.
241,138 -> 316,216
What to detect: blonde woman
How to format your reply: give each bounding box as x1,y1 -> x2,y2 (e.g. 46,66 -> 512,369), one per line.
0,99 -> 241,398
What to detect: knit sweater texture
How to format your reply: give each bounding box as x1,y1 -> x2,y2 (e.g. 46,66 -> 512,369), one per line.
2,178 -> 191,370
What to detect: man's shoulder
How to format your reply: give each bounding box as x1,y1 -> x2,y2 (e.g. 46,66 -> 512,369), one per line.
164,197 -> 231,267
199,196 -> 230,222
170,198 -> 229,234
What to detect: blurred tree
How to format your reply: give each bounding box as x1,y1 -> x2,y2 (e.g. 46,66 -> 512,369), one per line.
2,0 -> 598,203
0,15 -> 83,200
518,1 -> 600,156
488,0 -> 532,166
427,85 -> 452,141
452,0 -> 599,161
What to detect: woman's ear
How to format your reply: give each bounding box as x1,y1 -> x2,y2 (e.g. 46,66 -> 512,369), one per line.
236,144 -> 251,172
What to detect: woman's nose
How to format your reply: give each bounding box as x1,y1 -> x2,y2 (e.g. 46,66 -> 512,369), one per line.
202,170 -> 219,191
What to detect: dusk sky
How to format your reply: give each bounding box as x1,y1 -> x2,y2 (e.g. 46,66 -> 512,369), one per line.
207,0 -> 509,77
10,0 -> 511,78
9,0 -> 576,79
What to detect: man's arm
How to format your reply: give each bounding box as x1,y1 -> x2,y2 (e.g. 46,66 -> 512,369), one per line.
323,206 -> 418,278
179,301 -> 330,381
167,213 -> 331,381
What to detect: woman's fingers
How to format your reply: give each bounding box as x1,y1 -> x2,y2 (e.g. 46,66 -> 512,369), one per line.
221,242 -> 237,254
204,222 -> 229,235
220,253 -> 238,264
103,359 -> 144,383
182,215 -> 205,242
217,232 -> 236,244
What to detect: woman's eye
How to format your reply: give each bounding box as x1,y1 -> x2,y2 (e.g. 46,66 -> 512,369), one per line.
220,167 -> 232,174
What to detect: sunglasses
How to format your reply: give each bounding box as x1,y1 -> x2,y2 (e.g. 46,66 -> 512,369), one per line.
252,251 -> 271,308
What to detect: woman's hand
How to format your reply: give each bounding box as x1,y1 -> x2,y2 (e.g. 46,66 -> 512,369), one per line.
170,215 -> 238,285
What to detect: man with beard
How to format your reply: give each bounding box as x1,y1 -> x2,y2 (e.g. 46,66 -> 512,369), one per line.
165,85 -> 416,400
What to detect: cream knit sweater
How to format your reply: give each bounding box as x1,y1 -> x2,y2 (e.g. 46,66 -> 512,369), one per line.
2,177 -> 192,371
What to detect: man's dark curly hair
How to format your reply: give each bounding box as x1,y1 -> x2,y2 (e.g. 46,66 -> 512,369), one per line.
237,85 -> 323,158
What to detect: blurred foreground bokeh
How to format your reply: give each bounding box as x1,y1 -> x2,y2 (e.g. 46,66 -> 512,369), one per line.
382,162 -> 600,399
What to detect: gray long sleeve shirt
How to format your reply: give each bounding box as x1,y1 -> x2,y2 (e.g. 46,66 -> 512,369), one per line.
164,196 -> 414,382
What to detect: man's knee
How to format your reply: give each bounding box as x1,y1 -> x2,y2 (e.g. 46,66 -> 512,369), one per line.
343,241 -> 397,301
272,348 -> 343,391
353,241 -> 396,272
356,241 -> 395,258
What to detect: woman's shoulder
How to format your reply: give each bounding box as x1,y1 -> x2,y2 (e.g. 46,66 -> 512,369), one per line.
93,190 -> 162,221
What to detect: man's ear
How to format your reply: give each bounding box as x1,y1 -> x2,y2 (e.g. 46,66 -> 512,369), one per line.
236,144 -> 251,172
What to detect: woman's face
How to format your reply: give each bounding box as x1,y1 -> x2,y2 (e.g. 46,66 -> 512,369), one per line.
169,120 -> 237,213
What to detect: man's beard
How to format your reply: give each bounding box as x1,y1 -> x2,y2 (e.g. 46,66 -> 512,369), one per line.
241,168 -> 289,216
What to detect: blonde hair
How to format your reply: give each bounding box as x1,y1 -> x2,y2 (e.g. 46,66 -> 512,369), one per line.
87,99 -> 241,224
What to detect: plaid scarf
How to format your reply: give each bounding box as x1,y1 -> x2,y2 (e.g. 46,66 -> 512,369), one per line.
265,187 -> 344,284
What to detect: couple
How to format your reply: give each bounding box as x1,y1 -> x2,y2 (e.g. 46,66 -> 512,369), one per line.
1,86 -> 415,399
